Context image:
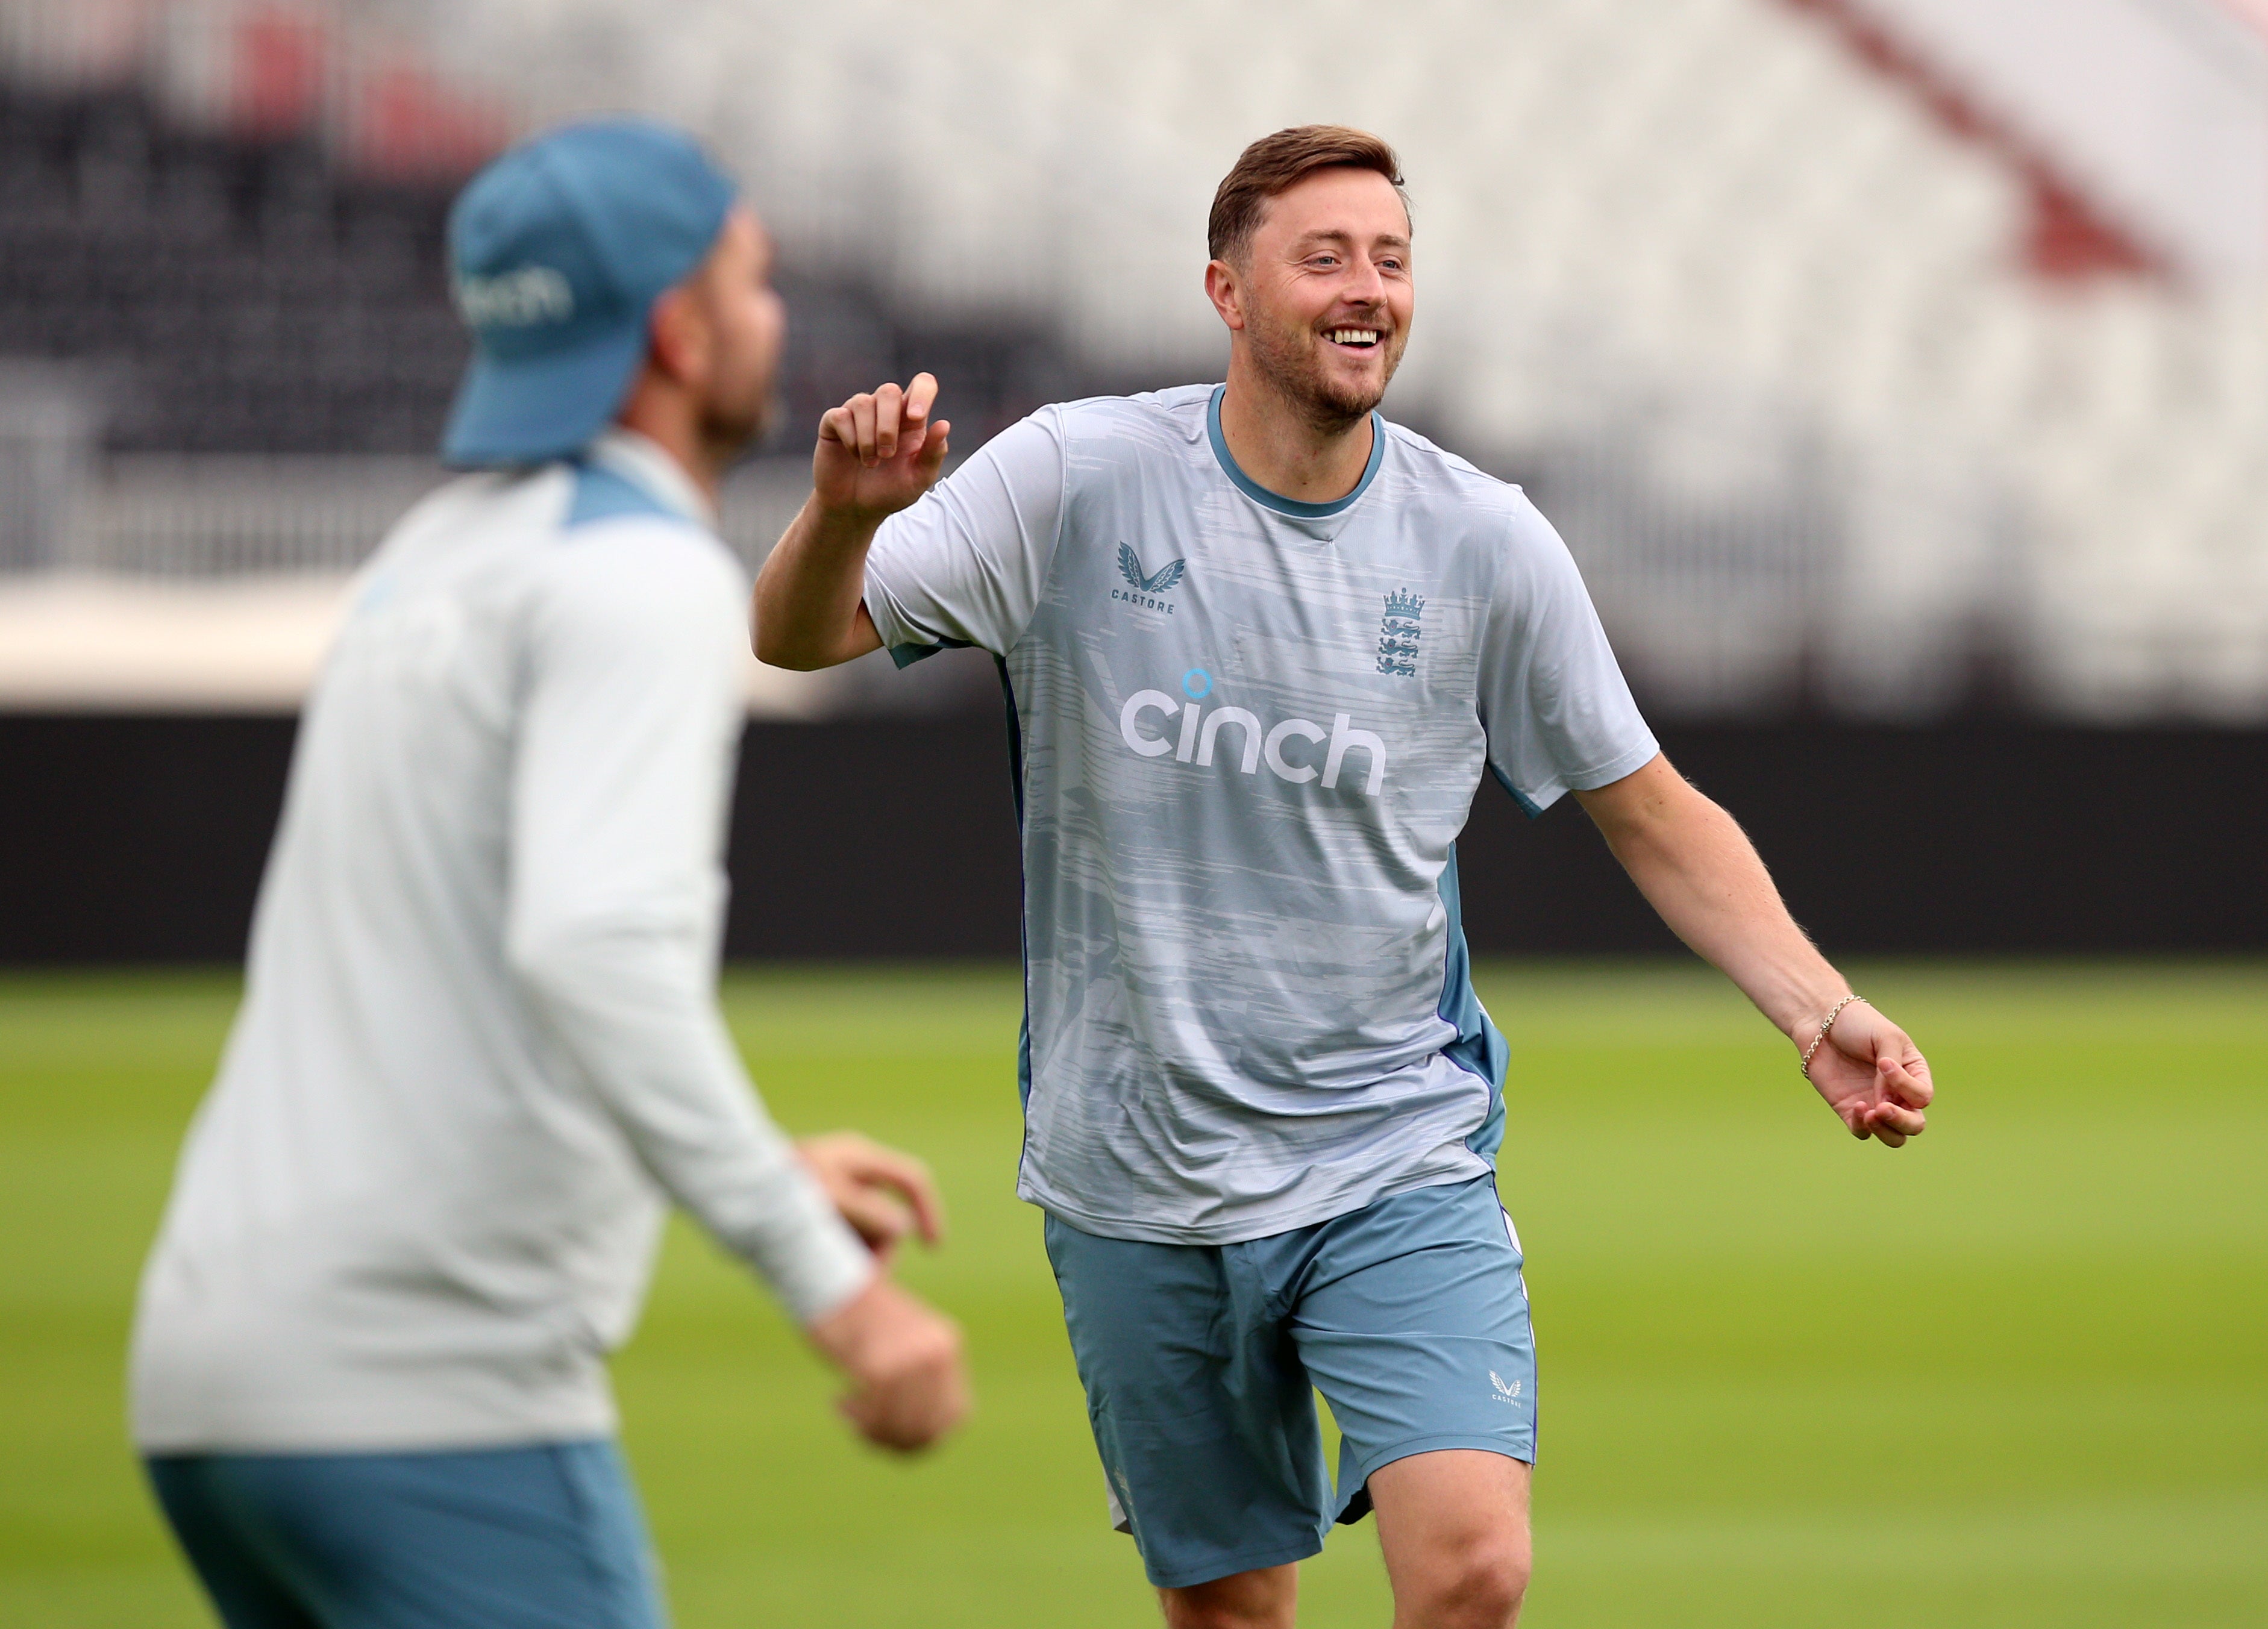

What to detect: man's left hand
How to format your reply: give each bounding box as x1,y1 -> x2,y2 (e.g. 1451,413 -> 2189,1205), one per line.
1801,1002 -> 1934,1147
798,1132 -> 947,1263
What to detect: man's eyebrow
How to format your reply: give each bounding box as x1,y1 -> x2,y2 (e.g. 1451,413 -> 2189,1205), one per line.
1289,228 -> 1411,249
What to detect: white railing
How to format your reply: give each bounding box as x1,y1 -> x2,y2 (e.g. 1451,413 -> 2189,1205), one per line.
0,448 -> 1006,715
31,452 -> 816,578
0,364 -> 96,571
0,433 -> 2253,723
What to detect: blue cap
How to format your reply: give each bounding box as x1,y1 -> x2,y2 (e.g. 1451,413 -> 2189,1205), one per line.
440,119 -> 737,467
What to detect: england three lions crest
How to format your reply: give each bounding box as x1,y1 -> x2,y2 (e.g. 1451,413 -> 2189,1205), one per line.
1377,589 -> 1423,677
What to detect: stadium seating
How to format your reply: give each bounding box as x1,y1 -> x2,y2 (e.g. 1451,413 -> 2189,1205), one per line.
425,0 -> 2264,720
0,69 -> 1082,460
4,0 -> 2263,720
0,80 -> 465,454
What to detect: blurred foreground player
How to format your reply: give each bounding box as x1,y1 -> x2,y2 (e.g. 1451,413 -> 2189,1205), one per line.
755,126 -> 1934,1628
131,120 -> 968,1629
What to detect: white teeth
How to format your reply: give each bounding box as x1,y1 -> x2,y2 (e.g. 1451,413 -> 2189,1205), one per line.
1330,328 -> 1380,345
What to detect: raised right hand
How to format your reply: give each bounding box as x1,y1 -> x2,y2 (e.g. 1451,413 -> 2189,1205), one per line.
806,1275 -> 970,1453
812,373 -> 951,524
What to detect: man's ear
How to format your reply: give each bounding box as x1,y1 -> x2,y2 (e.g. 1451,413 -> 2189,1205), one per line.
1203,259 -> 1247,333
646,284 -> 708,388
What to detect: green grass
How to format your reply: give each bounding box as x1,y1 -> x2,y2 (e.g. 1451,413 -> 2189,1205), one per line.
2,961 -> 2263,1627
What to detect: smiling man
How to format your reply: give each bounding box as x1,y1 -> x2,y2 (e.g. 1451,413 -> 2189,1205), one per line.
754,125 -> 1934,1628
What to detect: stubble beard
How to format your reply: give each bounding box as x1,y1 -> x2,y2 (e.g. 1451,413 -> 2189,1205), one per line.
1244,303 -> 1406,433
700,391 -> 769,460
697,343 -> 776,463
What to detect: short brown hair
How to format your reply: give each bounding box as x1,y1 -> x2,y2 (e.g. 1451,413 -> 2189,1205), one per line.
1207,125 -> 1408,265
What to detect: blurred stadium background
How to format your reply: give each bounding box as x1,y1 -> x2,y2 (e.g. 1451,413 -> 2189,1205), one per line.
2,0 -> 2266,958
0,1 -> 2262,1625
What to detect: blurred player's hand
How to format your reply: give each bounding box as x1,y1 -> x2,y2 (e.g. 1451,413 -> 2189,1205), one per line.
812,372 -> 951,522
1803,1002 -> 1933,1147
798,1131 -> 945,1267
807,1277 -> 971,1453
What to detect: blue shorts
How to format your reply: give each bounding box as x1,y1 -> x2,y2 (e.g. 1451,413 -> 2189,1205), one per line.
1044,1174 -> 1536,1589
145,1439 -> 665,1629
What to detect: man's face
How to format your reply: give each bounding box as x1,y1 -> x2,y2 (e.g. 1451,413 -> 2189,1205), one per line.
1224,169 -> 1413,427
684,205 -> 786,451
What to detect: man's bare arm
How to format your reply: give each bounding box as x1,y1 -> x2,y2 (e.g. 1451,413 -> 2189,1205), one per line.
753,373 -> 948,671
1575,753 -> 1933,1145
754,499 -> 888,669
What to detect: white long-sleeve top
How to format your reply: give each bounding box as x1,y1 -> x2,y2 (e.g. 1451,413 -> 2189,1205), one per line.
130,430 -> 874,1454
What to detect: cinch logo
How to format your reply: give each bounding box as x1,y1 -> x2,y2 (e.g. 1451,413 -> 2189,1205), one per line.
1110,543 -> 1184,614
453,265 -> 574,328
1120,671 -> 1388,796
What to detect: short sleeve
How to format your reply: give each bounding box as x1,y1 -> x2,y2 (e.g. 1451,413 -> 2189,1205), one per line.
863,409 -> 1067,661
1476,493 -> 1660,814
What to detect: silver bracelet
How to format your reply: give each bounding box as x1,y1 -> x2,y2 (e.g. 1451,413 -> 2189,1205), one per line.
1799,995 -> 1865,1080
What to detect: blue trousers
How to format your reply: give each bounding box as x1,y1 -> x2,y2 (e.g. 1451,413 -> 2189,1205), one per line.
145,1439 -> 666,1629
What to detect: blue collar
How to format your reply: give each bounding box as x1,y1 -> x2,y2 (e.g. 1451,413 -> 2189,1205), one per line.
564,429 -> 715,532
1206,384 -> 1385,519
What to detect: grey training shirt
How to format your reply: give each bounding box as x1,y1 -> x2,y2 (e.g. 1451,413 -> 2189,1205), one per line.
131,431 -> 874,1454
865,386 -> 1659,1246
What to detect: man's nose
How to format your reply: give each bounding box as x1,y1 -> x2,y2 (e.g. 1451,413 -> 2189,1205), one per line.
1340,258 -> 1388,307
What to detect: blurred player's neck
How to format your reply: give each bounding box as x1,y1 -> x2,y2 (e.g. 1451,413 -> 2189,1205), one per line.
613,378 -> 729,507
1218,349 -> 1376,506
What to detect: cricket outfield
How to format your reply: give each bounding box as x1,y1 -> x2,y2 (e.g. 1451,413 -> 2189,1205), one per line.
2,961 -> 2261,1626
